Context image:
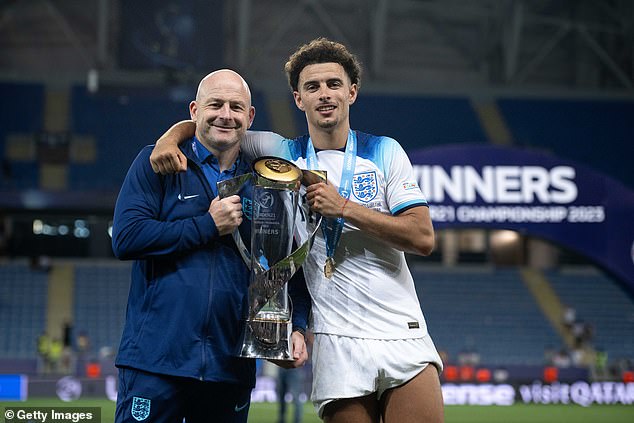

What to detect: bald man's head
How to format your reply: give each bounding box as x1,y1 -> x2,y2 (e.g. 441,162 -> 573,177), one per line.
189,69 -> 256,155
196,69 -> 252,105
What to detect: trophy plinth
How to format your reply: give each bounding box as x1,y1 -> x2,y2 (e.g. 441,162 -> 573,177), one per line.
217,157 -> 324,361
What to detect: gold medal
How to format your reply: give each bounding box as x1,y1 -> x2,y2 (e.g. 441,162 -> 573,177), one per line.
324,257 -> 335,278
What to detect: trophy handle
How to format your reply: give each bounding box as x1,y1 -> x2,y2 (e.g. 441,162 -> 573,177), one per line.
247,212 -> 321,318
217,173 -> 257,270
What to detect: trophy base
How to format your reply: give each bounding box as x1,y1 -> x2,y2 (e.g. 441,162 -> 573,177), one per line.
239,318 -> 293,361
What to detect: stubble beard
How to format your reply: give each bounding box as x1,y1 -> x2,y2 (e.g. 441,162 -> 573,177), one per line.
317,117 -> 337,130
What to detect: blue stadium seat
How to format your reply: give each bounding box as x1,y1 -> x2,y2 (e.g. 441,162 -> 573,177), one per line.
288,95 -> 488,150
73,261 -> 132,355
68,85 -> 271,192
0,262 -> 48,358
413,265 -> 561,366
546,267 -> 634,363
0,82 -> 45,190
497,98 -> 634,189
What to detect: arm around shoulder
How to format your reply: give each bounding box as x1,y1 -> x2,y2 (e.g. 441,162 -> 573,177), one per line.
150,120 -> 195,174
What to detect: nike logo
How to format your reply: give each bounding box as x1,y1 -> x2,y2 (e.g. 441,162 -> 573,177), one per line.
234,400 -> 249,412
178,194 -> 200,201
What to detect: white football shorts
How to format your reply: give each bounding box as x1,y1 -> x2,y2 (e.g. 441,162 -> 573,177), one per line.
311,334 -> 443,418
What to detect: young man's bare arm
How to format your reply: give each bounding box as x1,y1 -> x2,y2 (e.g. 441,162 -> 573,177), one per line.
150,120 -> 195,174
305,181 -> 435,256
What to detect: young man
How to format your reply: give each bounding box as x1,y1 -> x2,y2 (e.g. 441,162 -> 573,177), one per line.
112,69 -> 309,423
150,39 -> 444,423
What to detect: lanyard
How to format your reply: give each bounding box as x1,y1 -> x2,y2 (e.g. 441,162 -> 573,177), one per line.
306,130 -> 357,262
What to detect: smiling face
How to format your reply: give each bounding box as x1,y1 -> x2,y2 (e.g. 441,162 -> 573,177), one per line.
190,70 -> 255,155
293,62 -> 358,135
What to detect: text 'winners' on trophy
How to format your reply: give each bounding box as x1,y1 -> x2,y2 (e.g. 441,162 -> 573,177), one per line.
217,156 -> 324,360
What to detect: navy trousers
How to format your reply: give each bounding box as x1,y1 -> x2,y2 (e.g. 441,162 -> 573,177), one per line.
115,367 -> 252,423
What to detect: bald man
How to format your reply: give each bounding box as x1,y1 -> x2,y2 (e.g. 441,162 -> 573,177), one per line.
111,70 -> 310,423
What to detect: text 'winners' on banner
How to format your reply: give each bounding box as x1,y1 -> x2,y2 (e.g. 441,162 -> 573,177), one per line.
408,144 -> 634,293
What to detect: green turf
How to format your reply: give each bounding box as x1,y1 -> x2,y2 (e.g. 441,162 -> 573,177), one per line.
444,403 -> 634,423
1,398 -> 633,422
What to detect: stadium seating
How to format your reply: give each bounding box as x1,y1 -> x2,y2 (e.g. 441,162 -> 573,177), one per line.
69,85 -> 193,191
0,262 -> 48,358
294,94 -> 489,151
68,84 -> 271,192
0,82 -> 45,190
72,261 -> 132,355
413,264 -> 561,366
497,98 -> 634,189
546,267 -> 634,363
3,80 -> 633,191
2,258 -> 632,379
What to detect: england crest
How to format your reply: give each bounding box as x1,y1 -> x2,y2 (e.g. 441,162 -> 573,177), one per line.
352,171 -> 377,202
131,396 -> 151,421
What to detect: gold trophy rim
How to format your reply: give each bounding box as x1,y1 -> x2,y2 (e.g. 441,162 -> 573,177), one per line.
252,156 -> 303,183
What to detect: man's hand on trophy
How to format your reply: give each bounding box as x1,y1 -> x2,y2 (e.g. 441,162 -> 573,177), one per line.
305,182 -> 348,218
290,330 -> 309,365
269,331 -> 309,368
209,195 -> 243,236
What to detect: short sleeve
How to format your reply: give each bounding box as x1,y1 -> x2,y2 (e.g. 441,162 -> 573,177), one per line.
243,131 -> 286,161
382,138 -> 428,215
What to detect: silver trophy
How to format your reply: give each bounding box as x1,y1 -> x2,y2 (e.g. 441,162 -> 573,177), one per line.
217,157 -> 324,360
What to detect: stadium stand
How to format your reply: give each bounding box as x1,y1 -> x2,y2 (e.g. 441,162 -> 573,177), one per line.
72,261 -> 132,356
546,267 -> 634,365
413,264 -> 561,366
353,95 -> 489,151
6,258 -> 629,379
497,98 -> 634,189
0,261 -> 48,359
291,94 -> 489,151
68,84 -> 271,192
3,79 -> 632,192
69,85 -> 193,191
0,82 -> 45,190
1,82 -> 272,192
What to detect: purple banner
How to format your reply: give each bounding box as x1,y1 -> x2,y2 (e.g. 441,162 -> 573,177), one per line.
409,144 -> 634,293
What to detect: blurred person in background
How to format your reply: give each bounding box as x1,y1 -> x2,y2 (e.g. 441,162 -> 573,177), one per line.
278,328 -> 314,423
150,38 -> 443,423
562,304 -> 576,330
277,366 -> 305,423
60,320 -> 74,374
48,338 -> 63,374
36,331 -> 51,374
111,69 -> 309,423
75,330 -> 91,377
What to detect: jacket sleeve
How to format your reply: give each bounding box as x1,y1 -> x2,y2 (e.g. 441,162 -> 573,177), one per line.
289,268 -> 311,332
111,146 -> 219,260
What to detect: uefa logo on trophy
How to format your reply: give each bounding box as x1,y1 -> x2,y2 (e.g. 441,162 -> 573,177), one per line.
218,157 -> 324,360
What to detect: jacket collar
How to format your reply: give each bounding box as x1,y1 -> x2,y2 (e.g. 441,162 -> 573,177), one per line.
180,137 -> 248,175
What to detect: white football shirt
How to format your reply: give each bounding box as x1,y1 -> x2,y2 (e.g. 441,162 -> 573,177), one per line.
243,131 -> 430,339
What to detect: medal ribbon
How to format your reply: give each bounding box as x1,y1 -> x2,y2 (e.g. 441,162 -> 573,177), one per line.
306,130 -> 357,263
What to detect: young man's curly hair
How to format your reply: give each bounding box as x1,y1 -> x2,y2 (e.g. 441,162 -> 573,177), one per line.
284,38 -> 362,92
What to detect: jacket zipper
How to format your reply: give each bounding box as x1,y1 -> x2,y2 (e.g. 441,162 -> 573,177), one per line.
183,153 -> 217,380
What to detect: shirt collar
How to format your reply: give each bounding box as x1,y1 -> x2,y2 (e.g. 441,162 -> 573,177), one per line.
192,136 -> 242,173
192,137 -> 213,164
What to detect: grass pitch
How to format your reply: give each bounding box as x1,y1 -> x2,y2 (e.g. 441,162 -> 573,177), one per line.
1,398 -> 633,422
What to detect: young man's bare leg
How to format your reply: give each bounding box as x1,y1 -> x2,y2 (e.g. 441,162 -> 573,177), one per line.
380,365 -> 444,423
323,394 -> 380,423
